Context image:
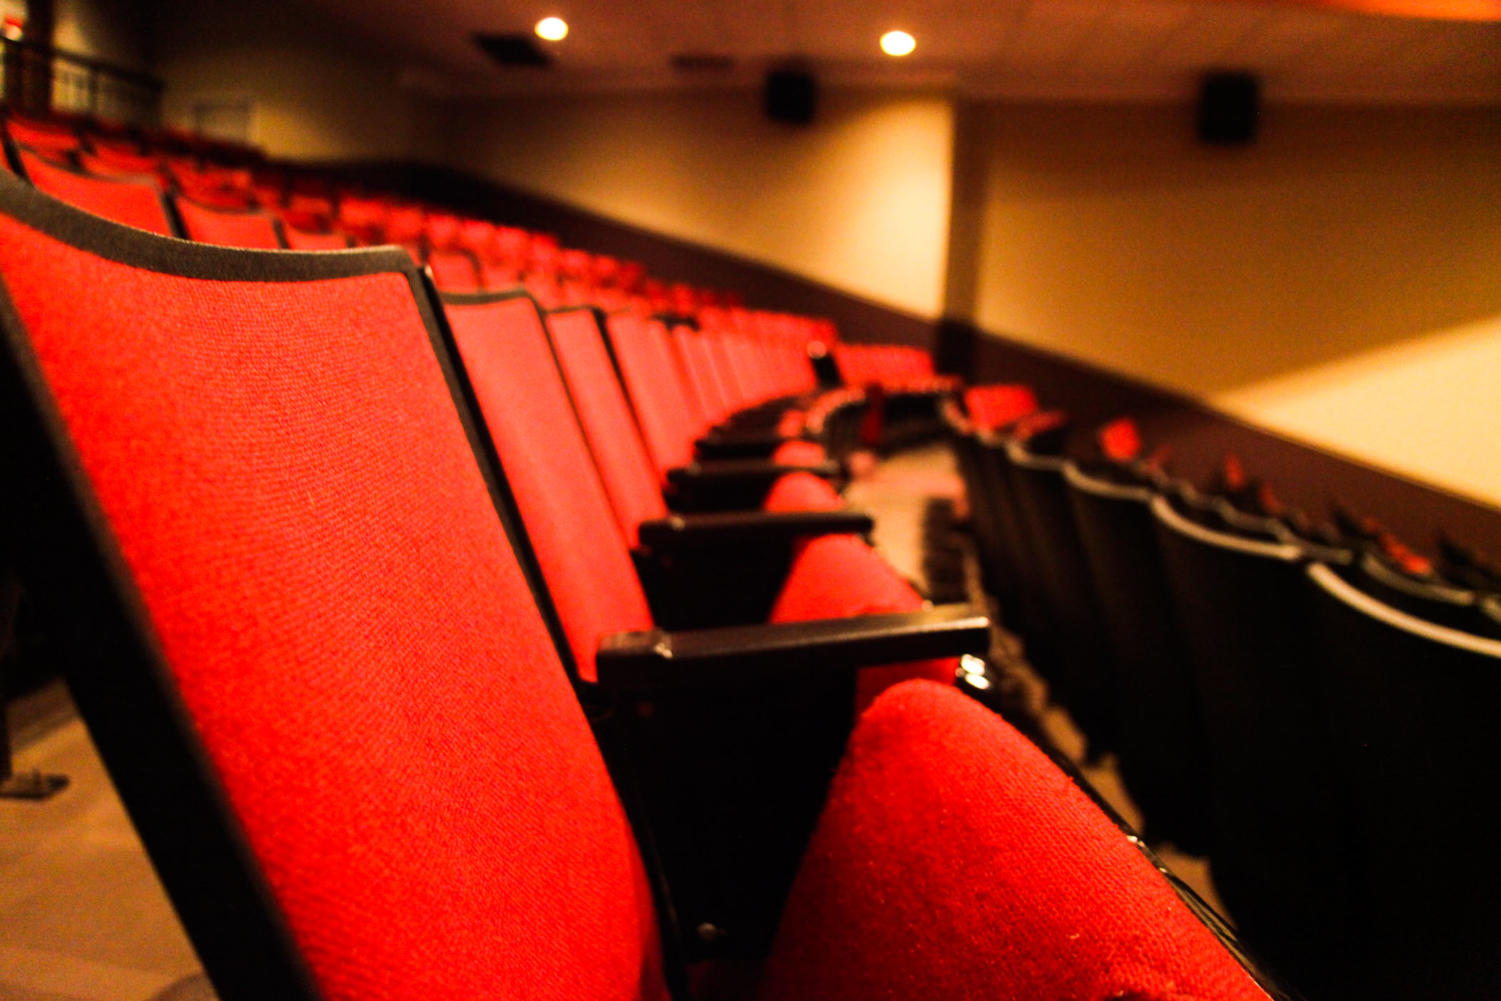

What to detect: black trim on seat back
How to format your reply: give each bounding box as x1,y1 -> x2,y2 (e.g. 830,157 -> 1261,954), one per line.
0,170 -> 323,1001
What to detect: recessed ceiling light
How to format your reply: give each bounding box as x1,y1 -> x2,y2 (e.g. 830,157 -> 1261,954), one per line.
535,16 -> 568,42
880,30 -> 915,57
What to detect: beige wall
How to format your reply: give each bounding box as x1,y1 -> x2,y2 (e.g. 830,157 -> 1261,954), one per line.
441,89 -> 955,320
53,0 -> 150,71
951,102 -> 1501,506
70,0 -> 1501,507
151,0 -> 434,162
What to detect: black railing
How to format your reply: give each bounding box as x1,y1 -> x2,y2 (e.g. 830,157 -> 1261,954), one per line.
0,36 -> 163,124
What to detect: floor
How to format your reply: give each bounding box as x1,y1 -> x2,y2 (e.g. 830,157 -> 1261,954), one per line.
1,439 -> 1222,1000
0,686 -> 202,1001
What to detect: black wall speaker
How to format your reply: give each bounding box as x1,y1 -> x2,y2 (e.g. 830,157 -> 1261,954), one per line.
764,69 -> 817,126
1197,72 -> 1260,146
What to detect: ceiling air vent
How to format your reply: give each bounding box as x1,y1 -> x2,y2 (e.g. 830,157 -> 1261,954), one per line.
474,33 -> 553,68
670,53 -> 735,73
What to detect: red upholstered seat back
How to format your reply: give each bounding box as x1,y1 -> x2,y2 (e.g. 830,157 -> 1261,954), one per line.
770,535 -> 958,713
544,308 -> 669,541
761,680 -> 1272,1001
0,178 -> 665,1001
672,326 -> 732,425
173,195 -> 284,249
606,313 -> 698,478
426,248 -> 481,292
18,148 -> 176,236
3,114 -> 81,156
444,294 -> 654,680
281,224 -> 350,250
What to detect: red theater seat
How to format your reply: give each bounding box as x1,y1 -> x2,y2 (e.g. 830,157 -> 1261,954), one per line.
2,112 -> 81,157
16,147 -> 176,236
425,247 -> 481,292
544,306 -> 843,543
443,292 -> 948,678
605,313 -> 841,511
173,195 -> 284,249
0,170 -> 1277,1001
76,148 -> 160,178
281,224 -> 351,250
760,679 -> 1272,1001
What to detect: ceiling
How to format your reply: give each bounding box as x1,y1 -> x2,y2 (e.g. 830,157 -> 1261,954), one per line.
315,0 -> 1501,103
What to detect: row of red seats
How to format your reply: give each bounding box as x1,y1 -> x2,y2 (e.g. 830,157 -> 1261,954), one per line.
0,105 -> 262,165
0,149 -> 1280,999
3,107 -> 956,403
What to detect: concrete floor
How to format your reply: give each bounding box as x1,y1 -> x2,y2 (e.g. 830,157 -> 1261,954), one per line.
0,688 -> 202,1001
0,439 -> 1223,999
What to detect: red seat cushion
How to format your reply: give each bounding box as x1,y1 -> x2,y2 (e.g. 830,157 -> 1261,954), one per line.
776,410 -> 806,437
769,439 -> 827,466
770,536 -> 956,712
760,680 -> 1272,1001
761,471 -> 843,512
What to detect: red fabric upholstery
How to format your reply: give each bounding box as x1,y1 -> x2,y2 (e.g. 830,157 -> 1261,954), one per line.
87,144 -> 160,173
761,471 -> 843,513
0,206 -> 666,1000
963,383 -> 1039,432
77,149 -> 160,178
760,680 -> 1272,1001
769,439 -> 827,466
4,115 -> 81,155
426,249 -> 481,292
607,313 -> 697,477
1098,416 -> 1143,462
281,225 -> 350,250
770,536 -> 957,713
18,149 -> 175,236
544,309 -> 670,542
173,196 -> 283,249
445,296 -> 654,679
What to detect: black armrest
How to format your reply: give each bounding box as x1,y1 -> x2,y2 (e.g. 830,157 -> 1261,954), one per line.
596,603 -> 991,693
667,458 -> 839,487
637,510 -> 873,551
695,431 -> 804,460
